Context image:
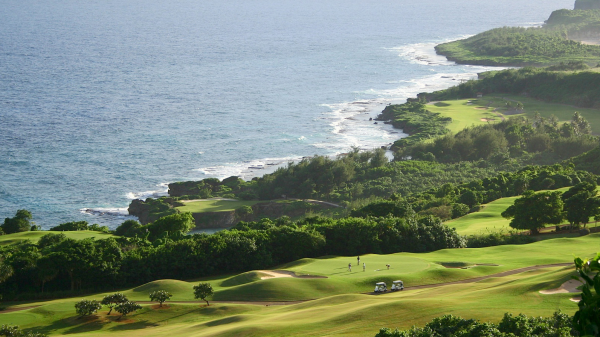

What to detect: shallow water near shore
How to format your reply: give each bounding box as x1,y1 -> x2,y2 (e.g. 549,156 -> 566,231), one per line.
0,0 -> 574,228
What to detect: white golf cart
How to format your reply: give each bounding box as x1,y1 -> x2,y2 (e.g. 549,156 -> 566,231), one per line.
374,282 -> 387,293
391,280 -> 404,291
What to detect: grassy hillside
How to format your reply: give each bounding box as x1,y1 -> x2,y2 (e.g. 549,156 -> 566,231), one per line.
0,230 -> 115,246
4,234 -> 599,336
445,196 -> 521,236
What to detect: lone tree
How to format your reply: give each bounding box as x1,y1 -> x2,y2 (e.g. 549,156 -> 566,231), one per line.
501,190 -> 564,235
193,283 -> 213,306
562,181 -> 600,229
75,299 -> 102,318
114,301 -> 142,320
149,290 -> 172,307
101,293 -> 128,315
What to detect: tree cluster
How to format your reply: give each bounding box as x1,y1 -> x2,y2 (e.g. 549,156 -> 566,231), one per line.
375,311 -> 576,337
502,181 -> 600,233
423,67 -> 600,109
0,210 -> 465,298
398,114 -> 597,164
353,163 -> 596,222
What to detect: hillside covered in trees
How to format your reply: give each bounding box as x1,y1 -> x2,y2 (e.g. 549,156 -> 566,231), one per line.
435,8 -> 600,66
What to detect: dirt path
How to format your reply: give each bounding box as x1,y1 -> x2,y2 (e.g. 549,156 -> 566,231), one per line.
1,263 -> 575,313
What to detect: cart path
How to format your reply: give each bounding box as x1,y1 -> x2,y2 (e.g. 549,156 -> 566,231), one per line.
0,263 -> 574,313
367,262 -> 573,294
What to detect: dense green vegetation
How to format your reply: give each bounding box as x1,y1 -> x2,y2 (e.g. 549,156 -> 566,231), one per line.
436,26 -> 600,66
436,8 -> 600,66
376,311 -> 575,337
569,146 -> 600,174
0,212 -> 465,299
355,163 -> 597,222
397,115 -> 598,164
421,67 -> 600,109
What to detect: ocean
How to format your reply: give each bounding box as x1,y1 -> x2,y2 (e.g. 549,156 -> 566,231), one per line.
0,0 -> 574,229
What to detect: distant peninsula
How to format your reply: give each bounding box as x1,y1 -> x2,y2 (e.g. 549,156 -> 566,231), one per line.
435,7 -> 600,66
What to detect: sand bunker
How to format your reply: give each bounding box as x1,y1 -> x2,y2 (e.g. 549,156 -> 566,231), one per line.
539,279 -> 582,295
441,263 -> 499,269
480,118 -> 492,122
259,270 -> 327,279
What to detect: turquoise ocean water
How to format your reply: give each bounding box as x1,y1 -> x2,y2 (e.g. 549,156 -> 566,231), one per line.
0,0 -> 573,228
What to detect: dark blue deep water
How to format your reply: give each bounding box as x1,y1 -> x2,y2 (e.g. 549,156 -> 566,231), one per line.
0,0 -> 574,228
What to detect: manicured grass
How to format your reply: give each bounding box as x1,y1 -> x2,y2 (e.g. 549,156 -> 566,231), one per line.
497,94 -> 600,134
175,199 -> 261,213
426,96 -> 600,135
0,231 -> 115,246
426,99 -> 503,133
445,196 -> 521,236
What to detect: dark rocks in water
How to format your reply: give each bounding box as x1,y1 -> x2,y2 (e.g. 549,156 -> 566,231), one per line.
369,117 -> 373,121
373,122 -> 378,124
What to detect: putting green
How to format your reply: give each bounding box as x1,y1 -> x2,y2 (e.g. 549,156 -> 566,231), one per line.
426,99 -> 503,133
282,255 -> 430,278
427,96 -> 600,136
175,199 -> 260,213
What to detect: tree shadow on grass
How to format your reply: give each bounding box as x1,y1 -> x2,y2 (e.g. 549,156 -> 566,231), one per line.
108,319 -> 159,331
36,315 -> 107,335
203,315 -> 247,327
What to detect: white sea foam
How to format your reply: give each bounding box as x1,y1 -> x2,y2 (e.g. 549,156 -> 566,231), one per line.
195,156 -> 299,180
125,183 -> 169,200
79,207 -> 138,225
80,207 -> 130,216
